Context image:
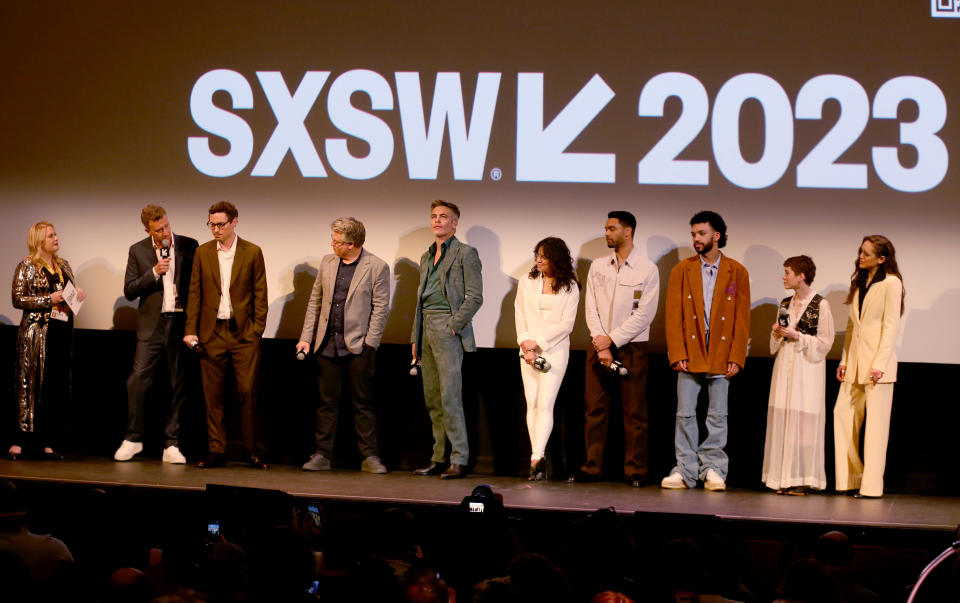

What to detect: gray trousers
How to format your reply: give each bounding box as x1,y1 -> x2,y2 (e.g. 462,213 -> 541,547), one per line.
420,310 -> 469,465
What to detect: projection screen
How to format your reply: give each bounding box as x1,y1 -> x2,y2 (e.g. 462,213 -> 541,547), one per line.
1,1 -> 957,363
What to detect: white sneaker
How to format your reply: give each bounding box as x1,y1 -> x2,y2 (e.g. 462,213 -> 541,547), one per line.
162,445 -> 187,464
661,472 -> 688,489
114,440 -> 143,462
704,469 -> 726,491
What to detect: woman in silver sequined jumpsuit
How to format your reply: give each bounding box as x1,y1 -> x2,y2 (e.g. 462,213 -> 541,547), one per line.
9,222 -> 86,460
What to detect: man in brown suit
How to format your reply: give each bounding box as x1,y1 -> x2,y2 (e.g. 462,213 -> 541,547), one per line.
662,211 -> 749,491
183,201 -> 268,469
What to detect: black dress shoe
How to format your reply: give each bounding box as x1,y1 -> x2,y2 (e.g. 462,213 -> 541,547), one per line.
42,450 -> 64,461
627,475 -> 646,488
413,462 -> 447,476
853,492 -> 881,499
247,452 -> 268,469
440,464 -> 467,479
197,453 -> 227,468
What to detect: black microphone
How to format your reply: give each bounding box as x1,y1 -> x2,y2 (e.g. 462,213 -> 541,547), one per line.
607,360 -> 629,377
777,305 -> 790,328
160,238 -> 171,259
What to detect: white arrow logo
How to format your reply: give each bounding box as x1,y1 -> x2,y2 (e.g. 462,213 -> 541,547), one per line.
516,73 -> 616,183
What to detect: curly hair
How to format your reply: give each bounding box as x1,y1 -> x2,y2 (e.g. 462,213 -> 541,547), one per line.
528,237 -> 578,293
690,210 -> 727,248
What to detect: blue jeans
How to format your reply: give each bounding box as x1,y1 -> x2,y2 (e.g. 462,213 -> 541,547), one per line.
671,371 -> 729,487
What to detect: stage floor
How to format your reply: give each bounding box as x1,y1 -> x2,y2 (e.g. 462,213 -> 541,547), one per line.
2,456 -> 958,532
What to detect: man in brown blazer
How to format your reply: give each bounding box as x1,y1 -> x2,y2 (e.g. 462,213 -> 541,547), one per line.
662,211 -> 750,491
183,201 -> 268,469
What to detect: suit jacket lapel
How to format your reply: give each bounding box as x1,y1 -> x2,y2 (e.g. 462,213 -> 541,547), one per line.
346,254 -> 370,302
208,242 -> 222,292
323,256 -> 338,302
711,258 -> 733,326
438,239 -> 459,293
172,236 -> 182,283
229,238 -> 245,292
855,285 -> 870,325
688,260 -> 705,327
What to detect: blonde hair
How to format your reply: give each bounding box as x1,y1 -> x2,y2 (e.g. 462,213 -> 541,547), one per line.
27,221 -> 56,259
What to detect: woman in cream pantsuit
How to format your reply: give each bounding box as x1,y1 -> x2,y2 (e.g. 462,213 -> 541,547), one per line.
515,237 -> 579,481
834,235 -> 904,498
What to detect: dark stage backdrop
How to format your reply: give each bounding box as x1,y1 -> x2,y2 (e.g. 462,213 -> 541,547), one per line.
1,1 -> 958,364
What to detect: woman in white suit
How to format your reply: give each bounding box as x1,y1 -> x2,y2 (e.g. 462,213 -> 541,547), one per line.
834,235 -> 904,498
515,237 -> 579,480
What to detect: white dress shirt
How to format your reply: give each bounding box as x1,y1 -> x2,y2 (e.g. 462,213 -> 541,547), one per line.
152,236 -> 178,312
216,236 -> 236,319
584,246 -> 659,347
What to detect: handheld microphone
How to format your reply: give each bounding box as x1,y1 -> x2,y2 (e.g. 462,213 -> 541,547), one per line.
607,360 -> 629,377
296,349 -> 307,361
777,305 -> 790,328
160,238 -> 171,259
188,340 -> 205,355
409,358 -> 421,376
532,356 -> 551,372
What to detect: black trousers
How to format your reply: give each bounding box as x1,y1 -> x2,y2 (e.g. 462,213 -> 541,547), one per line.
125,313 -> 188,447
314,345 -> 377,459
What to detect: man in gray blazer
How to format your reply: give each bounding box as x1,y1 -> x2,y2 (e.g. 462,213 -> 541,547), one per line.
411,200 -> 483,479
114,205 -> 198,464
296,217 -> 390,473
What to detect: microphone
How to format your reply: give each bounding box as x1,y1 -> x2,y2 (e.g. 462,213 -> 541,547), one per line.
160,238 -> 170,259
532,356 -> 551,372
777,305 -> 790,328
607,360 -> 629,377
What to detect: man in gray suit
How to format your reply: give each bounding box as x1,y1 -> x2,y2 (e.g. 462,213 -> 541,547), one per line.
296,217 -> 390,473
114,205 -> 198,463
411,200 -> 483,479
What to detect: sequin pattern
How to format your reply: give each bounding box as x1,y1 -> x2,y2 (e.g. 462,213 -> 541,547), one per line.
11,256 -> 73,432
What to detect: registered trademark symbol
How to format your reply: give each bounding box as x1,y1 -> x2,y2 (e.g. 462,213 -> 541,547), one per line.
489,167 -> 502,181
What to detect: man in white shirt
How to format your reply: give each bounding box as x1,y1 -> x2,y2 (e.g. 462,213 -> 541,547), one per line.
114,205 -> 198,464
571,211 -> 659,487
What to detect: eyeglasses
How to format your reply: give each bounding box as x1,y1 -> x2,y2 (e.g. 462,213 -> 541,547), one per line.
206,220 -> 230,230
330,239 -> 353,248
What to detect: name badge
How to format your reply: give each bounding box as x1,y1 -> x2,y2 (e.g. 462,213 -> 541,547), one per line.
633,289 -> 643,299
50,307 -> 69,322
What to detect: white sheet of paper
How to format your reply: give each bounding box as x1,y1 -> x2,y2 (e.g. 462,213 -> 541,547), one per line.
62,281 -> 83,315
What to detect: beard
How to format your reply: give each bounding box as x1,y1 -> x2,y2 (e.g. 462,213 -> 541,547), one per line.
695,239 -> 714,255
